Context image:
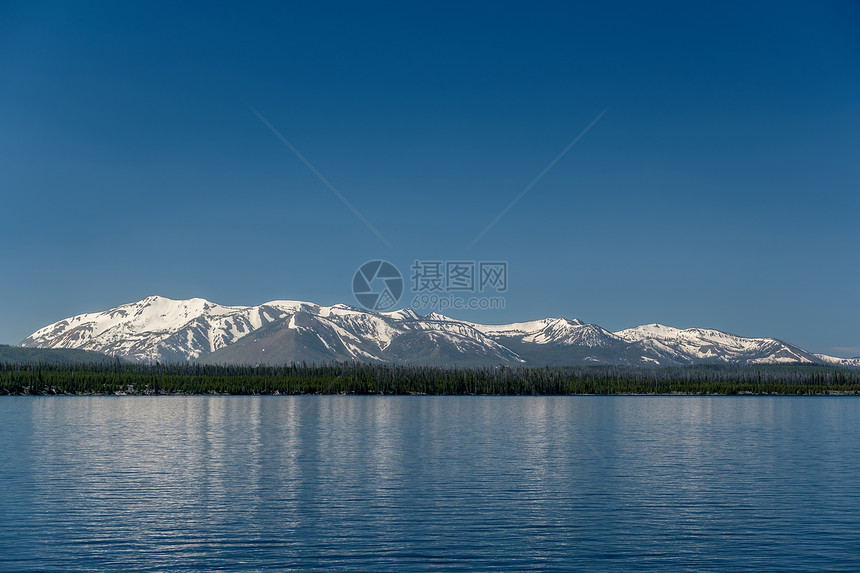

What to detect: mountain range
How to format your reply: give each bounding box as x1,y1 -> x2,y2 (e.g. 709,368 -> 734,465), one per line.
19,295 -> 860,368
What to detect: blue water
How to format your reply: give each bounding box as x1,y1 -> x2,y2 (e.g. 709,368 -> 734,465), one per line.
1,396 -> 859,571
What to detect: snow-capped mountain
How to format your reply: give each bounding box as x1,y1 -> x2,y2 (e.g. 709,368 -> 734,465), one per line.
198,306 -> 521,367
471,317 -> 620,347
21,296 -> 314,363
19,295 -> 857,367
21,296 -> 520,366
613,324 -> 820,365
814,354 -> 860,368
462,317 -> 639,366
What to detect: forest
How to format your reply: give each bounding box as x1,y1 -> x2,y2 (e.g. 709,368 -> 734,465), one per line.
2,361 -> 860,396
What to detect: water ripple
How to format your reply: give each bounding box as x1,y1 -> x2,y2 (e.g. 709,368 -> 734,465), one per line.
1,396 -> 859,571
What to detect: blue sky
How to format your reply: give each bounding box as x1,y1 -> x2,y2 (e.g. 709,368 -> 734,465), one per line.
1,1 -> 858,355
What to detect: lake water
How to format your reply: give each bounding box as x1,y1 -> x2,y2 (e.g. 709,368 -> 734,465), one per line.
1,396 -> 859,571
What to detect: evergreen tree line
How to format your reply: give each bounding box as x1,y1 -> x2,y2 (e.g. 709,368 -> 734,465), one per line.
2,361 -> 860,396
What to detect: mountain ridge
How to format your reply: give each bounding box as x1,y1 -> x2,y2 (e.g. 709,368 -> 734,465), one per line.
20,295 -> 859,368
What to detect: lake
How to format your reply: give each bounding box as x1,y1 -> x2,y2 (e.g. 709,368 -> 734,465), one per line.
1,396 -> 859,571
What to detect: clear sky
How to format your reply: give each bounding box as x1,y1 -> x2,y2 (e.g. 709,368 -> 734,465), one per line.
2,1 -> 858,356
